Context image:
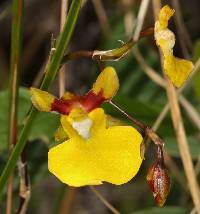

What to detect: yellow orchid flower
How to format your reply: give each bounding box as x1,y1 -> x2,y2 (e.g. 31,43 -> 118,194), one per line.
154,5 -> 194,87
30,67 -> 119,114
49,108 -> 143,187
30,66 -> 143,187
54,114 -> 124,143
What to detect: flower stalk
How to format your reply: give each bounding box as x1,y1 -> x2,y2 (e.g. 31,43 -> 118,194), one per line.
109,101 -> 164,147
60,27 -> 153,65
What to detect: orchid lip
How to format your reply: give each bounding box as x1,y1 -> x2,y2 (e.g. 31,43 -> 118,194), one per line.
72,118 -> 93,139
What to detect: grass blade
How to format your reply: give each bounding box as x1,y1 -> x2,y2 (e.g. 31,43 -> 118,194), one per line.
0,0 -> 82,197
6,0 -> 24,212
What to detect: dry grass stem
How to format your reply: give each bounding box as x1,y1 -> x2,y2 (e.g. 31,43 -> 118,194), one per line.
17,157 -> 30,214
90,186 -> 120,214
6,176 -> 14,214
134,44 -> 200,194
133,47 -> 166,87
134,48 -> 200,131
0,4 -> 11,21
59,187 -> 77,214
171,0 -> 193,54
195,155 -> 200,176
124,4 -> 188,193
123,5 -> 200,198
153,1 -> 200,212
190,207 -> 197,214
133,0 -> 150,40
91,0 -> 111,37
166,75 -> 200,213
164,152 -> 188,192
152,104 -> 170,131
122,0 -> 136,36
59,0 -> 68,96
179,96 -> 200,131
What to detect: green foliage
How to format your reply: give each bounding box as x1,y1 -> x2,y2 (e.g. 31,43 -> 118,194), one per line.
132,206 -> 186,214
0,88 -> 59,151
0,1 -> 199,212
0,0 -> 82,195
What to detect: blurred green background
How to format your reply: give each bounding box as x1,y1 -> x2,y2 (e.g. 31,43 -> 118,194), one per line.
0,0 -> 200,213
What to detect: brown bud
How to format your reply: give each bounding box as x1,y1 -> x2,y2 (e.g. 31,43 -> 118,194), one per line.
146,146 -> 170,207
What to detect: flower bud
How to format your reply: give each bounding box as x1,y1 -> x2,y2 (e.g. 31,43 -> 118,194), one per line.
146,147 -> 170,207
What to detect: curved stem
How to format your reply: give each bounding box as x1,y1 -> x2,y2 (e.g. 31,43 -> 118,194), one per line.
90,186 -> 120,214
109,100 -> 164,147
152,0 -> 200,212
60,27 -> 153,65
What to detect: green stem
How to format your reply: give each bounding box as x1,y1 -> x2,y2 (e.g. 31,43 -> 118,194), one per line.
8,0 -> 24,148
0,0 -> 82,197
40,0 -> 81,90
7,0 -> 24,212
60,27 -> 154,64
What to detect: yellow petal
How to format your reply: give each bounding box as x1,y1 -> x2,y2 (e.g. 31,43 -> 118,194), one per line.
158,5 -> 175,29
61,115 -> 83,140
67,107 -> 88,122
61,92 -> 75,101
92,66 -> 119,100
48,108 -> 143,187
154,5 -> 194,88
61,108 -> 106,140
164,55 -> 194,87
88,108 -> 106,136
30,88 -> 55,112
155,28 -> 175,54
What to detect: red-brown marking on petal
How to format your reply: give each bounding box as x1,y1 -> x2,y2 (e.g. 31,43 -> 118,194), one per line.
80,90 -> 106,112
51,98 -> 74,115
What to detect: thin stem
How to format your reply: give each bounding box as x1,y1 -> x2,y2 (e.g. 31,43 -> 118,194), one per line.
152,1 -> 200,212
109,100 -> 145,130
40,0 -> 82,90
134,47 -> 200,131
123,3 -> 190,194
0,0 -> 82,197
6,176 -> 14,214
16,151 -> 30,214
59,0 -> 68,96
0,4 -> 11,21
179,96 -> 200,131
152,104 -> 170,131
133,0 -> 150,40
164,152 -> 188,193
91,0 -> 111,37
60,27 -> 153,65
109,100 -> 164,147
89,186 -> 120,214
133,47 -> 199,193
171,0 -> 193,54
133,47 -> 166,88
7,0 -> 24,213
195,155 -> 200,177
59,187 -> 76,214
